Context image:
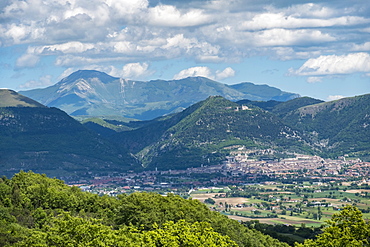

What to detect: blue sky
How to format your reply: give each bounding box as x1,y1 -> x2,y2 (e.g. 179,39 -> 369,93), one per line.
0,0 -> 369,101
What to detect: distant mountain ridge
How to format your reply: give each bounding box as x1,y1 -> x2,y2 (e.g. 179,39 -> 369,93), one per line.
1,90 -> 369,178
20,70 -> 299,120
94,94 -> 370,170
0,90 -> 136,179
111,96 -> 312,170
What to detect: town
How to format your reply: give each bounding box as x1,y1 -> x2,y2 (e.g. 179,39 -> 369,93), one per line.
63,148 -> 370,231
67,148 -> 370,196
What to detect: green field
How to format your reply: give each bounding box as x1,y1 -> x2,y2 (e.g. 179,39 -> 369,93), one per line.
191,181 -> 370,227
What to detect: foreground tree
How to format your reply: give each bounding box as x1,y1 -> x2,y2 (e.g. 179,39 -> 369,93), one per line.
15,213 -> 238,247
1,172 -> 289,246
296,205 -> 370,247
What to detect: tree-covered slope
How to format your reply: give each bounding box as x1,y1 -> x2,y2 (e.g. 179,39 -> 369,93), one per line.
0,105 -> 137,179
269,97 -> 324,118
236,99 -> 283,112
280,94 -> 370,159
113,96 -> 312,170
3,171 -> 368,247
0,171 -> 289,247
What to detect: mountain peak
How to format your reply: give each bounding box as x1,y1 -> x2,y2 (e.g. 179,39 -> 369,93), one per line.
0,89 -> 45,108
20,69 -> 301,120
60,70 -> 118,84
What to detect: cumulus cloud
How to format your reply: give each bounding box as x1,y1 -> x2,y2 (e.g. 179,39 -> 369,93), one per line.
55,55 -> 112,67
351,42 -> 370,51
240,12 -> 367,31
148,4 -> 211,27
215,67 -> 235,80
269,47 -> 323,60
173,66 -> 235,81
307,77 -> 323,83
120,62 -> 152,79
15,53 -> 40,68
58,63 -> 153,81
29,42 -> 95,55
18,75 -> 53,89
327,95 -> 346,101
250,29 -> 336,47
173,66 -> 212,80
59,68 -> 77,80
1,0 -> 370,83
290,53 -> 370,76
4,24 -> 29,43
106,0 -> 148,20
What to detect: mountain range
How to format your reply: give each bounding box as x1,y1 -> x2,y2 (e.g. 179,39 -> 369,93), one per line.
108,96 -> 312,170
20,70 -> 299,120
1,73 -> 369,179
82,94 -> 370,171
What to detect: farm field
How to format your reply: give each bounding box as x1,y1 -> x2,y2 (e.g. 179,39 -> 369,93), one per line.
191,181 -> 370,227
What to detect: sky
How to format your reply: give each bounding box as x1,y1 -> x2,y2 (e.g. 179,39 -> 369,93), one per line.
0,0 -> 369,101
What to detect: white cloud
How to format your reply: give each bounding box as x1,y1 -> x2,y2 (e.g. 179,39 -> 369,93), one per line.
269,47 -> 322,60
18,75 -> 53,89
55,55 -> 100,67
173,66 -> 212,80
1,0 -> 370,82
285,3 -> 336,18
4,24 -> 31,44
106,0 -> 148,18
307,77 -> 323,83
240,13 -> 367,31
120,62 -> 151,79
250,29 -> 335,47
58,63 -> 152,80
327,95 -> 345,101
351,42 -> 370,51
29,42 -> 95,55
161,34 -> 220,60
148,4 -> 211,27
215,67 -> 235,80
59,68 -> 77,80
15,53 -> 40,68
173,66 -> 235,81
290,53 -> 370,76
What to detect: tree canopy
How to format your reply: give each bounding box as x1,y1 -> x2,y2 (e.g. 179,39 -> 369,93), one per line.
296,205 -> 370,247
0,171 -> 288,247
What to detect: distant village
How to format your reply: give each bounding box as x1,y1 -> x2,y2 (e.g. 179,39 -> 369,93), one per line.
68,147 -> 370,196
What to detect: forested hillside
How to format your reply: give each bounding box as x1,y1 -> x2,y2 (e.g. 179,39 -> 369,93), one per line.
2,171 -> 369,246
0,171 -> 288,246
279,94 -> 370,159
0,106 -> 137,179
112,96 -> 312,170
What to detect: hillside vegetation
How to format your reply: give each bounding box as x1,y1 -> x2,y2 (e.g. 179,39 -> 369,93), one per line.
0,171 -> 289,246
0,106 -> 136,178
0,89 -> 45,108
2,172 -> 369,246
112,96 -> 312,170
279,94 -> 370,159
83,94 -> 370,171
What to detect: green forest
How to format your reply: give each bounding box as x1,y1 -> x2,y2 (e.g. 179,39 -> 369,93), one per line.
1,171 -> 369,246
